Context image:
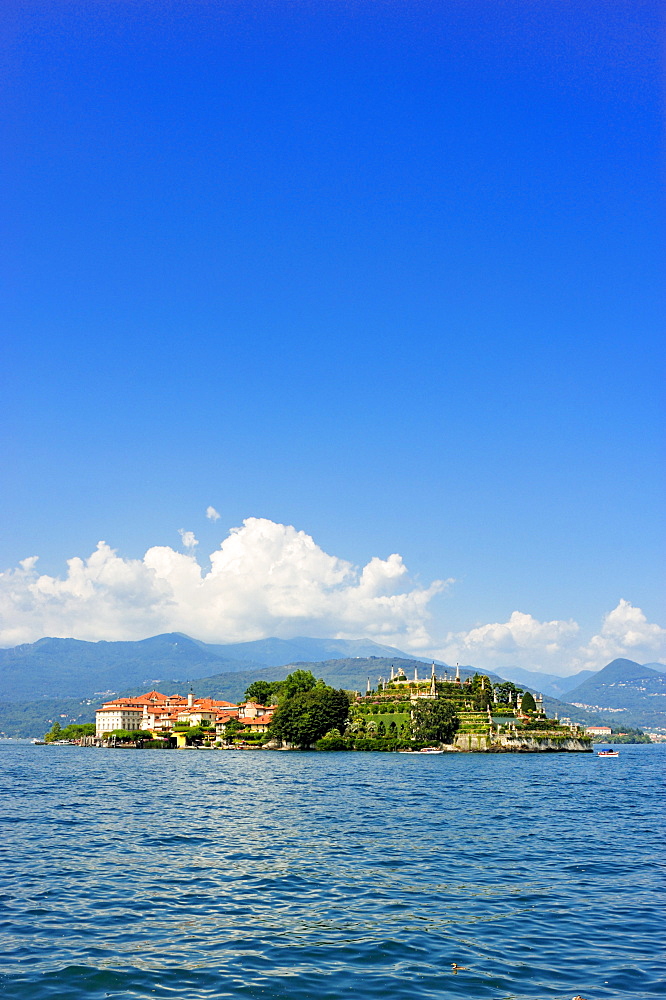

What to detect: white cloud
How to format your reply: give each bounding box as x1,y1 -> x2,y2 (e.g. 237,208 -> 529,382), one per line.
433,602 -> 666,675
578,599 -> 666,669
2,524 -> 662,675
435,610 -> 581,673
0,542 -> 173,647
178,529 -> 199,550
0,518 -> 446,648
206,506 -> 221,522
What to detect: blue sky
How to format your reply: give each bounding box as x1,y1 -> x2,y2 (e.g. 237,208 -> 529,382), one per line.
2,2 -> 664,671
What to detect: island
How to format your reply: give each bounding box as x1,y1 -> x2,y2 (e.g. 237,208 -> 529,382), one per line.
44,663 -> 592,752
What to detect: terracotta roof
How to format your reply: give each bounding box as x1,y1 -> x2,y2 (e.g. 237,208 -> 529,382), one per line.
101,691 -> 190,710
100,690 -> 241,714
98,703 -> 143,711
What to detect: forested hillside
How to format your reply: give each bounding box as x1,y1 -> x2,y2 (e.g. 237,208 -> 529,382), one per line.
563,658 -> 666,728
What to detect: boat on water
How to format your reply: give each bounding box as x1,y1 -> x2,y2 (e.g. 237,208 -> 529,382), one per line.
398,747 -> 446,755
597,749 -> 619,757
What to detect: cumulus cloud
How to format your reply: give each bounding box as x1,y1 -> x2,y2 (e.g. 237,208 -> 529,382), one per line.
0,518 -> 446,648
0,542 -> 173,647
435,602 -> 666,674
2,523 -> 662,674
578,600 -> 666,669
206,506 -> 220,521
178,529 -> 198,550
436,611 -> 581,673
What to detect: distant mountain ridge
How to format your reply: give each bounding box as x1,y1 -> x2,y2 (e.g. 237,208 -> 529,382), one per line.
563,658 -> 666,728
0,632 -> 430,702
491,665 -> 597,699
188,635 -> 415,665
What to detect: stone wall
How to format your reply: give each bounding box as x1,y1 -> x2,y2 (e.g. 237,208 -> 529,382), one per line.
454,733 -> 491,751
452,733 -> 591,752
487,735 -> 592,752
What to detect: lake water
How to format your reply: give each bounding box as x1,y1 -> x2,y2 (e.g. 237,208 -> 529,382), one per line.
1,744 -> 664,1000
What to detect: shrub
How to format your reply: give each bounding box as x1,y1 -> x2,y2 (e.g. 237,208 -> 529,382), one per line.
353,737 -> 378,751
315,735 -> 349,751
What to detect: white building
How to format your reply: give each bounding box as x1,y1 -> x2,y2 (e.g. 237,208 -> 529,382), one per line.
96,705 -> 143,737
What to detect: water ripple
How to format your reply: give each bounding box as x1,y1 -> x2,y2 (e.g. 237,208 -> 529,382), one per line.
1,744 -> 664,1000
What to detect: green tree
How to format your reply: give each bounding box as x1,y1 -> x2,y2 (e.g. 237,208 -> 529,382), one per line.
222,719 -> 245,740
182,725 -> 208,744
521,691 -> 536,713
64,723 -> 95,736
244,680 -> 280,705
470,674 -> 493,710
496,682 -> 523,705
315,733 -> 348,751
44,721 -> 62,742
281,669 -> 319,701
269,687 -> 350,747
108,729 -> 141,742
55,723 -> 96,741
412,700 -> 459,744
243,671 -> 320,706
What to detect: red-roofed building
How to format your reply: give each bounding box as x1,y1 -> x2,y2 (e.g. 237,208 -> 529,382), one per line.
237,701 -> 277,720
96,690 -> 239,738
240,713 -> 274,734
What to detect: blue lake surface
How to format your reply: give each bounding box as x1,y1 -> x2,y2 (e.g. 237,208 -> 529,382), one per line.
1,743 -> 664,1000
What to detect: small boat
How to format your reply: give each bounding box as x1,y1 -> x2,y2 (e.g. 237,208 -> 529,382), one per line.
419,747 -> 445,754
597,749 -> 619,757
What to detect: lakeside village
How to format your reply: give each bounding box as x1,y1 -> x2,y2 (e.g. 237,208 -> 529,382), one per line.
44,664 -> 595,753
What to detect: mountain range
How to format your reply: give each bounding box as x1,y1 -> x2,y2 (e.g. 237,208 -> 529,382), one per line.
491,665 -> 597,699
0,633 -> 664,736
496,661 -> 666,699
0,633 -> 415,702
561,658 -> 666,728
